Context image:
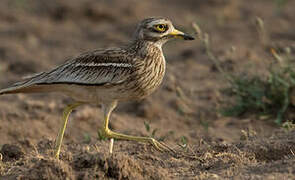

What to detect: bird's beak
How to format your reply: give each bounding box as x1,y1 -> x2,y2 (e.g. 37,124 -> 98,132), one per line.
169,29 -> 195,40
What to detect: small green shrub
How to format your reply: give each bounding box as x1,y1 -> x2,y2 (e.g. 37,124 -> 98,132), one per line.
193,20 -> 295,125
274,0 -> 289,10
97,129 -> 108,141
144,121 -> 174,141
221,62 -> 295,124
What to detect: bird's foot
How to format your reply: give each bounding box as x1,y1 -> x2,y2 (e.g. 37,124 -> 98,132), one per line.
148,137 -> 176,154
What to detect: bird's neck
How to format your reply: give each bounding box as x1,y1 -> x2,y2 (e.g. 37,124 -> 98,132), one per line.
124,39 -> 166,98
127,39 -> 164,57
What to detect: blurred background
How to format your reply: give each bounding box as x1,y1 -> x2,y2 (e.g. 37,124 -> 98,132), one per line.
0,0 -> 294,154
1,0 -> 295,179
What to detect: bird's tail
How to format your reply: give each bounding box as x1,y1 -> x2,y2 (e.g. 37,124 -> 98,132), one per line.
0,72 -> 51,95
0,86 -> 25,95
0,84 -> 50,95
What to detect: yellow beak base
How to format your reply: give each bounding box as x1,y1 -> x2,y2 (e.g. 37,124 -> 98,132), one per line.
169,29 -> 194,40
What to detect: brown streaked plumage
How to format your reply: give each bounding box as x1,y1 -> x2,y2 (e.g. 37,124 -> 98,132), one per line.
0,17 -> 194,158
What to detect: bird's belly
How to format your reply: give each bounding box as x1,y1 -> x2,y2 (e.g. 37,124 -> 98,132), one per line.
59,84 -> 141,103
60,85 -> 99,103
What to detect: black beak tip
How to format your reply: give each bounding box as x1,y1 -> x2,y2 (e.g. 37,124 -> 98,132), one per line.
183,34 -> 195,40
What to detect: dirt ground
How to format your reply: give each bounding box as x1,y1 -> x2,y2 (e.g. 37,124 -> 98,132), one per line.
0,0 -> 295,179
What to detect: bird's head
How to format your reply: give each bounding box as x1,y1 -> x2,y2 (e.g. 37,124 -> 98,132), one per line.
133,17 -> 194,44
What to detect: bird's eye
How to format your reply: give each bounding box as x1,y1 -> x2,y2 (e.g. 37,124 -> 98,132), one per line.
154,24 -> 167,32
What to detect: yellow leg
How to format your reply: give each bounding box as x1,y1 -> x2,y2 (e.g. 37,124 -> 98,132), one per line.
102,101 -> 175,153
54,102 -> 82,159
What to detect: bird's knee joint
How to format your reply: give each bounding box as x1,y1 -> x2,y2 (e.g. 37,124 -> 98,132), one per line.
103,128 -> 111,136
149,137 -> 156,143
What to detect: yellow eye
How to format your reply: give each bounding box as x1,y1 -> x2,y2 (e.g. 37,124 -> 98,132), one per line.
154,24 -> 167,32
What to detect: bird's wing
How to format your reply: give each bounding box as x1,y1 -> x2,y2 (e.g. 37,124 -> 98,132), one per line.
22,48 -> 136,86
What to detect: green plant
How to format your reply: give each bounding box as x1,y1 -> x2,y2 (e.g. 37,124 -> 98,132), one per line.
144,121 -> 173,141
200,119 -> 209,131
220,50 -> 295,124
274,0 -> 289,12
10,0 -> 29,9
144,121 -> 159,138
83,133 -> 91,143
97,129 -> 108,141
192,19 -> 295,125
144,121 -> 151,133
178,136 -> 188,149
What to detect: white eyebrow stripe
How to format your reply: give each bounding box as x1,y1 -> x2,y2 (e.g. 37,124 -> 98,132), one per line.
75,62 -> 133,68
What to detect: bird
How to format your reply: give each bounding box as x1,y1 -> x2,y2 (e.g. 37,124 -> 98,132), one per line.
0,17 -> 194,158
